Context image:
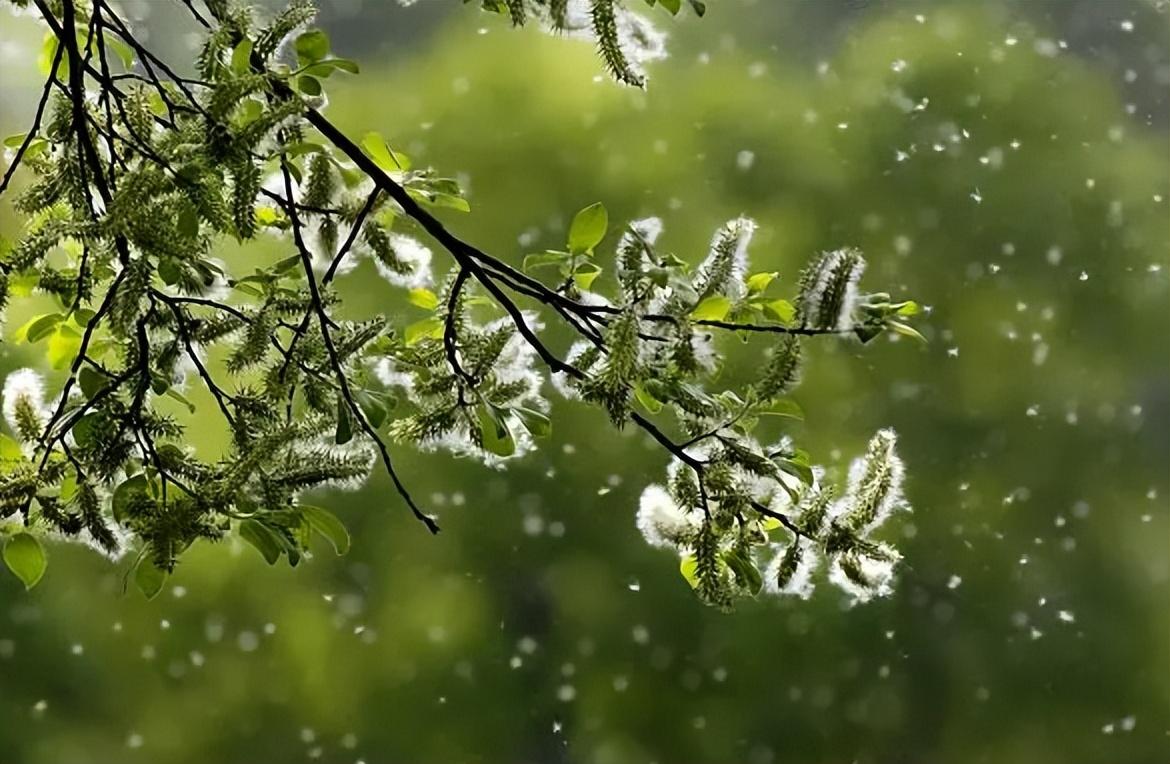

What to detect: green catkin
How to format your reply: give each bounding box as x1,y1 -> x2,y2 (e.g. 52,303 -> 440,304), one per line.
590,0 -> 644,87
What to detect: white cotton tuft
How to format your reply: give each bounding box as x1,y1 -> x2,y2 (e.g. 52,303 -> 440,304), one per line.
2,368 -> 49,442
695,217 -> 756,301
550,340 -> 595,400
626,217 -> 663,246
828,550 -> 898,605
532,1 -> 669,84
636,484 -> 696,548
764,540 -> 820,600
374,234 -> 433,289
372,357 -> 416,394
483,313 -> 547,410
841,427 -> 908,533
799,248 -> 866,331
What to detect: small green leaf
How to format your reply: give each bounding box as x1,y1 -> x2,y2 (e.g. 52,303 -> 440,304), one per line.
164,388 -> 196,413
407,287 -> 439,310
567,202 -> 608,254
514,407 -> 551,438
134,558 -> 167,600
572,262 -> 603,291
4,533 -> 46,590
78,366 -> 106,399
523,250 -> 570,272
404,317 -> 444,346
478,406 -> 516,457
239,519 -> 282,565
106,37 -> 135,69
776,456 -> 814,486
679,554 -> 700,589
355,390 -> 389,429
335,397 -> 353,445
46,325 -> 83,370
634,383 -> 664,414
756,398 -> 803,420
300,505 -> 351,555
360,131 -> 405,172
745,271 -> 778,295
294,29 -> 330,64
888,321 -> 927,343
112,474 -> 149,523
724,549 -> 763,595
426,192 -> 470,212
764,299 -> 795,324
297,74 -> 322,96
0,434 -> 24,461
25,313 -> 63,343
231,38 -> 254,73
303,58 -> 359,77
691,295 -> 732,322
892,300 -> 921,317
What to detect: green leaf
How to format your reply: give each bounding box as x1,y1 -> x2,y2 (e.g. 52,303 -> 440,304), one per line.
158,258 -> 182,286
764,299 -> 796,324
297,74 -> 322,96
46,326 -> 82,370
335,397 -> 353,445
112,474 -> 149,523
38,33 -> 60,78
230,38 -> 254,74
634,383 -> 664,414
756,398 -> 803,420
134,558 -> 167,600
360,131 -> 405,172
355,390 -> 389,429
106,37 -> 135,69
567,202 -> 608,254
746,271 -> 778,295
892,300 -> 921,317
888,320 -> 927,343
4,533 -> 46,590
724,549 -> 763,595
407,287 -> 439,310
78,364 -> 106,400
164,388 -> 196,413
426,192 -> 470,212
300,505 -> 351,555
303,58 -> 360,77
776,455 -> 814,486
294,29 -> 330,64
514,407 -> 551,438
478,406 -> 516,457
239,519 -> 282,565
679,554 -> 700,589
691,295 -> 732,322
0,434 -> 24,461
404,317 -> 444,346
25,313 -> 63,343
572,262 -> 603,291
523,250 -> 570,272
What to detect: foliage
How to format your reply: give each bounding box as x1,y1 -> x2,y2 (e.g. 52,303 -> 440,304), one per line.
0,0 -> 919,606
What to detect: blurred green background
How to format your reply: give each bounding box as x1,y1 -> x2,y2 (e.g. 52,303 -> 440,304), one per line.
1,1 -> 1168,762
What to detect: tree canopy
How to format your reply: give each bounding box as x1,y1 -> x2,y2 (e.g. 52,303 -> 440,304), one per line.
0,0 -> 922,607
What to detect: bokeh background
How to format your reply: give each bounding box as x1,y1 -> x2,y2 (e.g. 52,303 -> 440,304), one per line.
1,1 -> 1168,762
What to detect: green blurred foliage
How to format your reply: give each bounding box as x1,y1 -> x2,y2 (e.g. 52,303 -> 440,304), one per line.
0,2 -> 1167,762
